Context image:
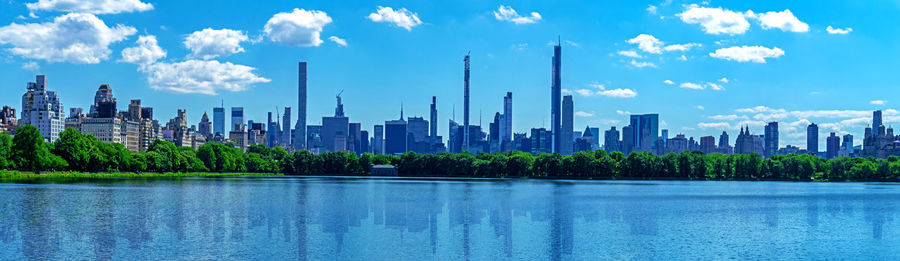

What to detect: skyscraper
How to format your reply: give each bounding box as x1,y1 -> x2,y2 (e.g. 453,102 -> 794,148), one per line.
321,95 -> 349,152
874,110 -> 883,129
20,75 -> 65,142
560,95 -> 574,155
295,62 -> 307,150
629,114 -> 659,152
127,99 -> 142,121
213,106 -> 224,136
604,127 -> 620,152
374,124 -> 384,154
430,96 -> 437,147
267,112 -> 279,148
826,132 -> 840,159
282,107 -> 292,148
502,92 -> 512,142
385,112 -> 407,155
807,123 -> 819,155
231,107 -> 244,131
764,122 -> 778,157
463,53 -> 471,151
90,84 -> 115,118
199,112 -> 212,139
550,40 -> 562,153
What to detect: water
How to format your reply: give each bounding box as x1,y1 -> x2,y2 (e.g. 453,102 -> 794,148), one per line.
0,177 -> 897,260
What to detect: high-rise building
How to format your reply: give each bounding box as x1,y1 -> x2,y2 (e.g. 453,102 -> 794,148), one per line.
463,54 -> 471,152
374,125 -> 384,154
530,128 -> 552,154
407,116 -> 429,152
502,92 -> 512,142
807,123 -> 819,155
660,129 -> 669,149
360,130 -> 370,154
282,107 -> 292,148
0,106 -> 16,132
560,95 -> 574,155
321,96 -> 349,153
163,109 -> 193,148
213,106 -> 225,136
764,122 -> 778,157
349,122 -> 361,154
430,96 -> 438,147
826,132 -> 840,159
621,125 -> 634,155
448,119 -> 461,153
873,110 -> 883,129
21,75 -> 65,142
231,107 -> 244,131
700,136 -> 716,154
267,112 -> 279,148
604,127 -> 620,152
629,114 -> 659,152
90,84 -> 115,118
199,112 -> 212,139
550,41 -> 562,153
127,99 -> 142,121
295,62 -> 307,150
385,108 -> 407,155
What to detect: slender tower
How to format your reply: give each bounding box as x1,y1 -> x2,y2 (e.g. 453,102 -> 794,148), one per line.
295,62 -> 307,150
430,96 -> 438,148
551,38 -> 562,153
463,53 -> 471,151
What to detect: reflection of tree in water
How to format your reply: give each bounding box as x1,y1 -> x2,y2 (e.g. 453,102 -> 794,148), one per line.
90,188 -> 116,260
19,188 -> 60,260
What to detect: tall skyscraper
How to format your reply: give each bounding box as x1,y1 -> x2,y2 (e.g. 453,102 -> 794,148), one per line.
604,127 -> 620,152
629,114 -> 659,152
282,107 -> 292,148
267,112 -> 279,148
90,84 -> 115,118
430,96 -> 437,147
807,123 -> 819,155
560,95 -> 574,155
463,53 -> 470,151
231,107 -> 244,131
321,95 -> 349,152
199,112 -> 212,139
20,75 -> 65,142
502,92 -> 512,143
127,99 -> 142,121
550,40 -> 562,153
385,108 -> 407,155
374,124 -> 384,154
764,122 -> 779,157
826,132 -> 840,159
295,62 -> 307,150
873,110 -> 883,129
213,106 -> 224,136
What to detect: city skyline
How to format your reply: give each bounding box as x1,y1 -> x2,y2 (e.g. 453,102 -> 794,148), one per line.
0,0 -> 897,150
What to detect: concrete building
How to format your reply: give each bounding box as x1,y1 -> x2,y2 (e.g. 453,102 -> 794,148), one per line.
560,95 -> 574,155
20,75 -> 65,142
374,124 -> 384,154
198,112 -> 212,139
295,62 -> 307,150
826,132 -> 840,159
604,127 -> 620,152
213,106 -> 225,136
807,123 -> 819,155
550,42 -> 562,154
530,128 -> 552,154
231,107 -> 244,131
764,122 -> 778,157
700,136 -> 716,154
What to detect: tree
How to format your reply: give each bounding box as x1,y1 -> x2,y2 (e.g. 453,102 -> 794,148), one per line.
53,128 -> 95,171
11,125 -> 66,172
0,132 -> 11,169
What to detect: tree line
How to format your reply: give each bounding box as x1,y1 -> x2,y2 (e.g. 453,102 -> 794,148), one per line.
2,125 -> 900,181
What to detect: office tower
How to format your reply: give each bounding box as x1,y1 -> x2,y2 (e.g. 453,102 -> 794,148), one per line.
374,125 -> 384,154
430,96 -> 438,147
360,130 -> 370,154
282,107 -> 292,148
127,99 -> 142,121
321,96 -> 349,152
700,136 -> 716,154
621,125 -> 634,155
560,95 -> 574,155
295,62 -> 307,150
502,92 -> 512,142
231,107 -> 244,131
764,122 -> 778,157
463,53 -> 471,151
267,112 -> 279,147
826,132 -> 840,159
89,84 -> 115,118
213,106 -> 224,136
530,128 -> 552,154
141,107 -> 153,120
551,41 -> 562,153
385,109 -> 407,155
21,75 -> 65,142
842,134 -> 853,150
604,127 -> 620,152
448,119 -> 461,153
629,114 -> 659,152
164,109 -> 193,147
349,122 -> 361,153
199,112 -> 212,139
407,116 -> 428,152
807,123 -> 819,155
660,129 -> 669,149
874,110 -> 883,129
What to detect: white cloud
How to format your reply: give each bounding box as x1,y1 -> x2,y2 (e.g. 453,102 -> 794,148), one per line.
662,43 -> 701,52
678,5 -> 751,35
626,34 -> 663,54
26,0 -> 153,14
698,122 -> 733,129
697,105 -> 705,110
21,61 -> 39,71
736,106 -> 786,114
574,89 -> 594,96
678,55 -> 687,61
718,77 -> 729,83
565,40 -> 579,47
757,10 -> 808,33
663,80 -> 675,85
871,100 -> 886,105
826,26 -> 852,35
709,114 -> 747,121
142,59 -> 271,95
710,46 -> 784,63
0,13 -> 135,64
575,111 -> 594,117
647,5 -> 658,14
707,82 -> 724,91
183,28 -> 248,59
617,110 -> 631,115
120,35 -> 166,65
328,36 -> 347,47
368,6 -> 422,30
493,5 -> 541,25
264,8 -> 332,47
561,88 -> 573,95
680,82 -> 704,90
598,88 -> 638,98
629,60 -> 657,68
617,50 -> 642,58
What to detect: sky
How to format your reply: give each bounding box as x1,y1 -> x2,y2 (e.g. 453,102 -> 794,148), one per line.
0,0 -> 898,150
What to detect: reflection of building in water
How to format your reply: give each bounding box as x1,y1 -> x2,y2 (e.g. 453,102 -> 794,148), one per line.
550,183 -> 574,260
864,197 -> 893,240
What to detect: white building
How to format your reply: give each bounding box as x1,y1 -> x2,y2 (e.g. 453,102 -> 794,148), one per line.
20,75 -> 65,142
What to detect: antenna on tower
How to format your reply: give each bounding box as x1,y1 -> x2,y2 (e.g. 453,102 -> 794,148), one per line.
558,35 -> 561,46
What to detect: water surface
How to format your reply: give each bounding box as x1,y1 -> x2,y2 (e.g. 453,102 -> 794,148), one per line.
0,177 -> 897,260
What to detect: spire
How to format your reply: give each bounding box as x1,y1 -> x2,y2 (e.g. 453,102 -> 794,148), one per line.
400,101 -> 404,120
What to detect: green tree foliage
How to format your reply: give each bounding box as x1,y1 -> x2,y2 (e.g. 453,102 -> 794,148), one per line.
0,132 -> 12,169
11,125 -> 67,172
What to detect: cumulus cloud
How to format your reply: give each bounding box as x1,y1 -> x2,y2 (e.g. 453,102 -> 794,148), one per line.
719,77 -> 729,83
142,59 -> 271,95
663,80 -> 675,85
120,35 -> 166,65
22,61 -> 40,71
871,100 -> 886,105
826,26 -> 852,35
367,6 -> 422,30
573,84 -> 638,98
0,13 -> 136,64
183,28 -> 248,59
626,34 -> 663,54
709,114 -> 747,121
493,5 -> 542,25
26,0 -> 153,14
575,111 -> 594,117
646,5 -> 658,14
662,43 -> 701,52
710,46 -> 784,63
756,10 -> 809,32
617,50 -> 642,58
680,82 -> 704,90
676,81 -> 725,91
697,105 -> 705,110
678,5 -> 751,35
264,8 -> 332,47
328,36 -> 347,47
629,60 -> 656,68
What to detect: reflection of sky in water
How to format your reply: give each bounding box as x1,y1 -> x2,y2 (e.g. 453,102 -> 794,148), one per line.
0,178 -> 897,260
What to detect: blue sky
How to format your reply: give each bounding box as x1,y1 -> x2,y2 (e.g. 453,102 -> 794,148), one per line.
1,0 -> 898,149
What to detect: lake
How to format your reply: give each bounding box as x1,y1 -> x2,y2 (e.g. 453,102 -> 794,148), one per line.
0,177 -> 897,260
